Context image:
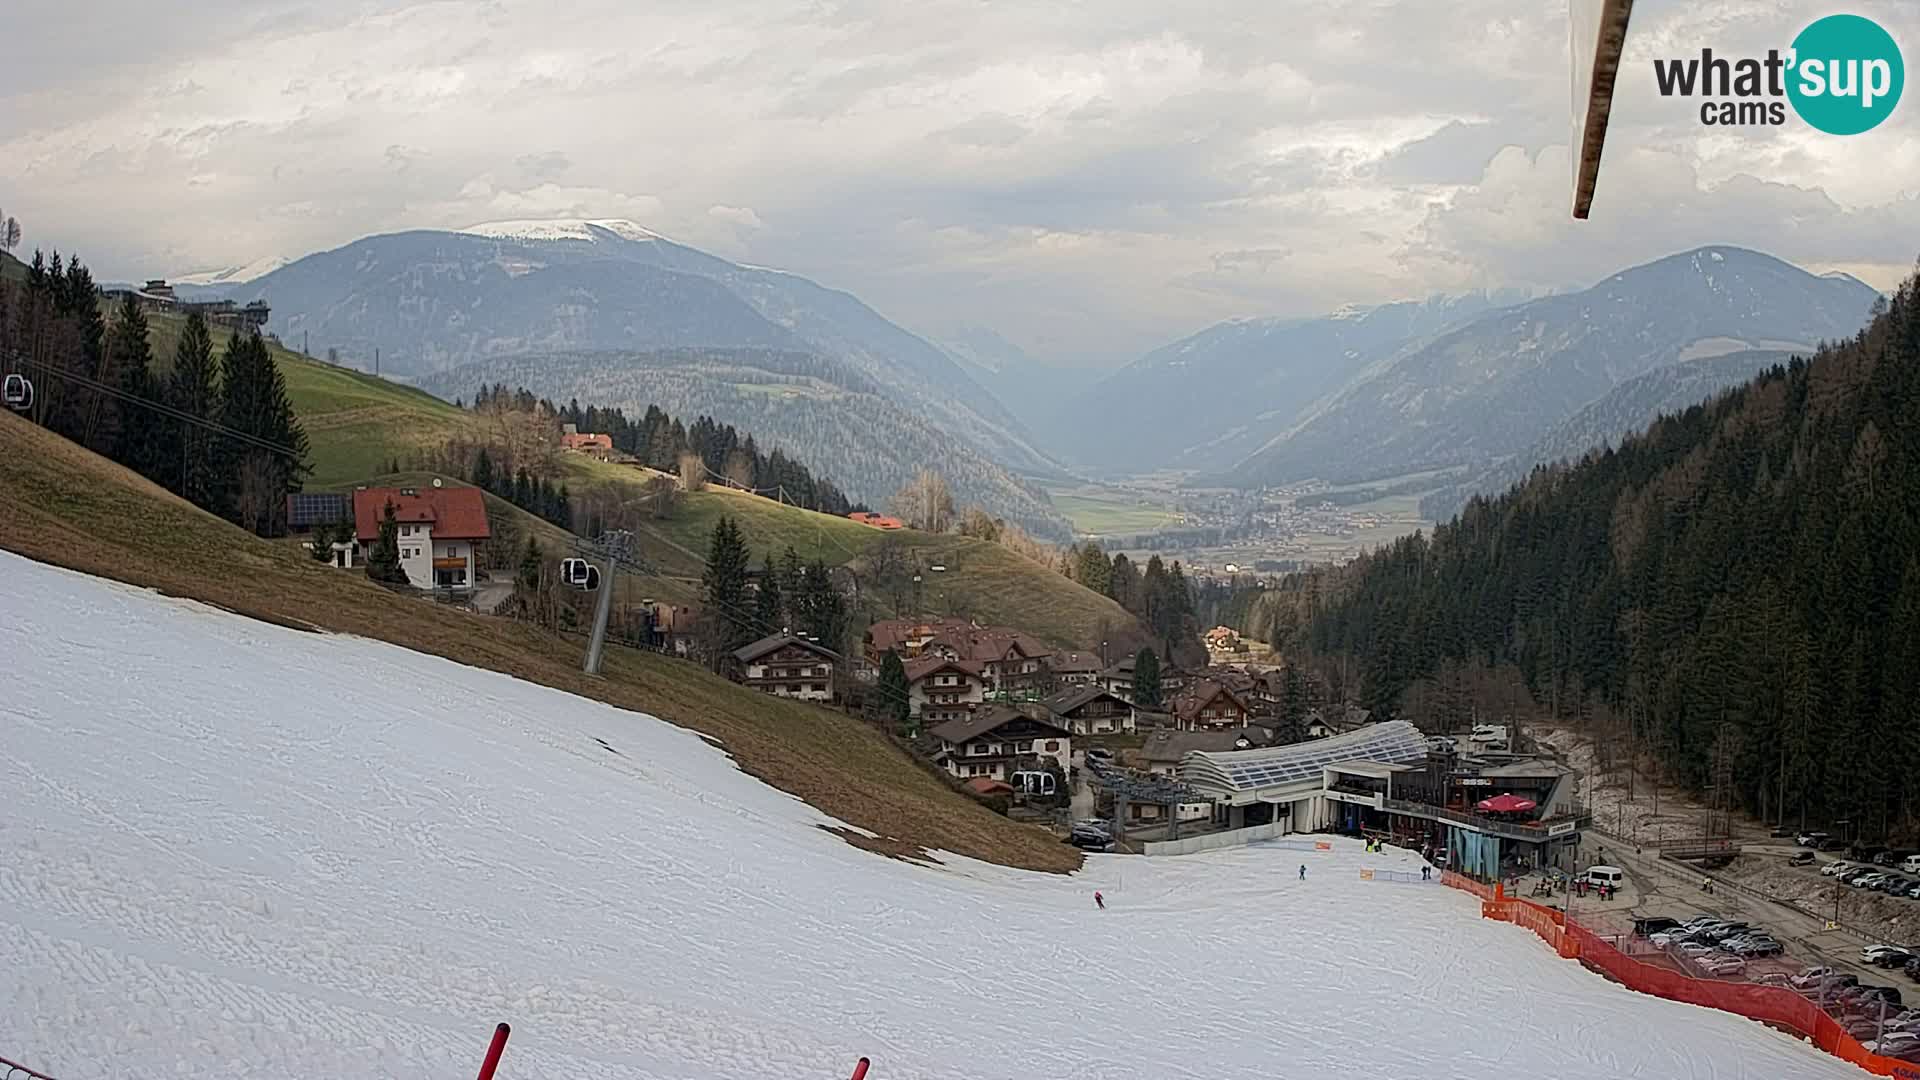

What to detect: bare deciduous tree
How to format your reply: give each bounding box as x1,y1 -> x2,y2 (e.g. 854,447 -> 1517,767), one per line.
890,468 -> 955,533
678,451 -> 706,492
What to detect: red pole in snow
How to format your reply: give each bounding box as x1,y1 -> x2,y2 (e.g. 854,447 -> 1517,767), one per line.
476,1022 -> 511,1080
850,1057 -> 871,1080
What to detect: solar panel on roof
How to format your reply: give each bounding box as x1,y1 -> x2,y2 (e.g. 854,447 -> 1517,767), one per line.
1181,721 -> 1430,793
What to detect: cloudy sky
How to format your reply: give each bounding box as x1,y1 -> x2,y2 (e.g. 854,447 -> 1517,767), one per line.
3,0 -> 1916,366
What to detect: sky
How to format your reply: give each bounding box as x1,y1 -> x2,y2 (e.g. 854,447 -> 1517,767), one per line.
2,0 -> 1917,368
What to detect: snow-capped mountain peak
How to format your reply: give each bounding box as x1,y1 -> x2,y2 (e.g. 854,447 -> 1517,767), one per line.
169,255 -> 290,286
458,218 -> 668,244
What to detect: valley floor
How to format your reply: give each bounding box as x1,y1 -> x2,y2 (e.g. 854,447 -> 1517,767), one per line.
0,553 -> 1870,1079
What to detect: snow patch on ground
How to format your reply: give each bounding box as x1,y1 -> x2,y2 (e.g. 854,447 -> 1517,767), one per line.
0,552 -> 1866,1079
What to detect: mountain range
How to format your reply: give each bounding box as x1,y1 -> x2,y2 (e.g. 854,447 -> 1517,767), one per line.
1218,247 -> 1880,490
178,219 -> 1073,538
1058,291 -> 1531,475
1416,347 -> 1797,521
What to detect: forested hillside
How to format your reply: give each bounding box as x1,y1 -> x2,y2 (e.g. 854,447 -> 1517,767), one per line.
419,349 -> 1070,539
1303,267 -> 1920,840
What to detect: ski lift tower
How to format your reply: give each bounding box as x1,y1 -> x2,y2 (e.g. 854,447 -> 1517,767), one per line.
564,529 -> 652,676
1085,759 -> 1210,844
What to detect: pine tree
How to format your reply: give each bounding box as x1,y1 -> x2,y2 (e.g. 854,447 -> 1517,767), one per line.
106,292 -> 160,480
163,311 -> 221,510
1278,662 -> 1308,744
702,516 -> 754,659
876,649 -> 911,735
755,551 -> 785,632
1133,648 -> 1162,708
364,502 -> 410,585
473,447 -> 495,493
779,545 -> 804,622
215,330 -> 310,535
797,558 -> 847,652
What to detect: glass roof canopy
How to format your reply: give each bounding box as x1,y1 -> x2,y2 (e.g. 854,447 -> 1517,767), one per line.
1181,721 -> 1430,796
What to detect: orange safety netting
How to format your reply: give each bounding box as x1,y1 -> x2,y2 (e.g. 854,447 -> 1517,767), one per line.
1443,875 -> 1920,1078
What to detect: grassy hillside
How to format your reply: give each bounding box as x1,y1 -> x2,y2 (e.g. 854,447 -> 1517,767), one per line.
0,408 -> 1077,873
141,310 -> 477,487
370,468 -> 701,607
564,462 -> 1142,648
130,308 -> 1142,648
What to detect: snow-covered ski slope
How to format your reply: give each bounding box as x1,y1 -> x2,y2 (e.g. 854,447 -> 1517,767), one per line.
0,552 -> 1865,1079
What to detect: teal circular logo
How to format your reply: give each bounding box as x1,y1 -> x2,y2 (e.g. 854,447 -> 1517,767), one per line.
1787,14 -> 1904,135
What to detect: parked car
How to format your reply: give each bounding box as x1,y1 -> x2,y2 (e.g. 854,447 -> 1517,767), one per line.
1731,937 -> 1785,957
1880,877 -> 1916,895
1906,881 -> 1920,900
1753,972 -> 1796,987
1789,850 -> 1817,866
1869,948 -> 1917,969
1857,985 -> 1905,1007
1084,747 -> 1114,765
1798,831 -> 1830,847
1824,860 -> 1857,877
1699,955 -> 1747,976
1865,1033 -> 1920,1055
1874,849 -> 1918,866
1866,944 -> 1916,964
1634,917 -> 1682,937
1676,942 -> 1717,958
1848,870 -> 1889,888
1907,957 -> 1920,982
1853,843 -> 1891,860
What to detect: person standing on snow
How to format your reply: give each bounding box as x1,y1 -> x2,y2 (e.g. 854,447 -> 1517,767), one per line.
1299,864 -> 1307,881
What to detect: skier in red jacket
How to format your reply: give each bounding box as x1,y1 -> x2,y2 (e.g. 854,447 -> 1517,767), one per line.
1094,890 -> 1105,910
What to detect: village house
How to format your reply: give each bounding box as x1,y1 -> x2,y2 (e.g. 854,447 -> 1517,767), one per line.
559,424 -> 614,457
351,485 -> 490,591
905,656 -> 988,726
931,706 -> 1072,782
732,633 -> 840,702
846,511 -> 905,530
1307,704 -> 1372,739
1097,655 -> 1137,700
1048,651 -> 1103,686
866,618 -> 1054,698
1041,685 -> 1136,736
1140,727 -> 1273,777
1170,678 -> 1254,732
1205,625 -> 1243,653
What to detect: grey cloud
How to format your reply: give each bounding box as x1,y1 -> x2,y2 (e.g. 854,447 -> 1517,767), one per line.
0,0 -> 1914,367
515,151 -> 572,179
936,114 -> 1030,148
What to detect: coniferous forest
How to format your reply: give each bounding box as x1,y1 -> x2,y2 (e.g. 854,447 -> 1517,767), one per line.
1304,265 -> 1920,841
1,250 -> 310,536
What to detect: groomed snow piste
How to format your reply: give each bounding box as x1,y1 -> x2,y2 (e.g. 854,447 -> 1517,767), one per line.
0,552 -> 1867,1079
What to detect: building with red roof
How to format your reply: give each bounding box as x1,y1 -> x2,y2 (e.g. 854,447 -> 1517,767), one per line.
351,484 -> 491,591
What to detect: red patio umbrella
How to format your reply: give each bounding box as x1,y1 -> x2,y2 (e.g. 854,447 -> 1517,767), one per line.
1477,793 -> 1537,813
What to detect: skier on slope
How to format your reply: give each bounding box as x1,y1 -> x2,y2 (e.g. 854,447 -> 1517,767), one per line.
1094,890 -> 1105,910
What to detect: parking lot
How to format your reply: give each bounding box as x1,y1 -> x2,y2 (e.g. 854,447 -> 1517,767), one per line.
1506,837 -> 1920,1059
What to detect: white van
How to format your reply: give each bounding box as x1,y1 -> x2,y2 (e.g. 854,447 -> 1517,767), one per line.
1901,854 -> 1920,876
1583,865 -> 1626,889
